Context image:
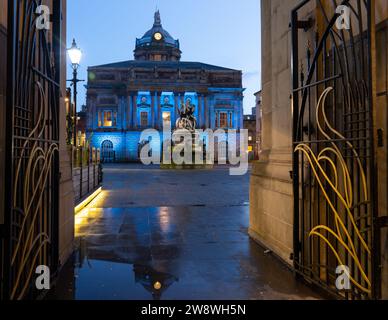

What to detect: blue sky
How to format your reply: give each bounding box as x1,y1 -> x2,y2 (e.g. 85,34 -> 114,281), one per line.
67,0 -> 261,114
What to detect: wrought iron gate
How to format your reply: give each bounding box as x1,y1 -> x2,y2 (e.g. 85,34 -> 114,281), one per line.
1,0 -> 62,300
291,0 -> 380,299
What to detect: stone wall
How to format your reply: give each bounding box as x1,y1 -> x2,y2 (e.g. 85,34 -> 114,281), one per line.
57,0 -> 75,267
249,0 -> 304,264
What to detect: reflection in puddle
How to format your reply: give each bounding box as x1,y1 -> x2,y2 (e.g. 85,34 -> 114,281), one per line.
48,203 -> 323,300
68,238 -> 179,300
134,265 -> 178,300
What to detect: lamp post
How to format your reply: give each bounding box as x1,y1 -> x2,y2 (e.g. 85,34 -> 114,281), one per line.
67,39 -> 83,147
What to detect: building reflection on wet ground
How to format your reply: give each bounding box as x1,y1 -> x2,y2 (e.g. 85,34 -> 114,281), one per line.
48,164 -> 322,300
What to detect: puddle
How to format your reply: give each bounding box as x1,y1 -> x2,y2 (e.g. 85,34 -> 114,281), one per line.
49,252 -> 180,300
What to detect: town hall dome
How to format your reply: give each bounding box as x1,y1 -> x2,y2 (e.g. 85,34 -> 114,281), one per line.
134,11 -> 182,61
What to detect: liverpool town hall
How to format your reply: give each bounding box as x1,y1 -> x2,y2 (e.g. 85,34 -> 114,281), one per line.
86,11 -> 244,161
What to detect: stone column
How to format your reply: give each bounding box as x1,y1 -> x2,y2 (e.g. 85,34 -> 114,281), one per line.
198,94 -> 202,128
174,94 -> 179,123
208,96 -> 215,129
151,93 -> 155,127
238,95 -> 243,130
127,93 -> 132,129
249,0 -> 299,265
133,94 -> 138,128
201,95 -> 206,128
204,95 -> 209,128
119,96 -> 124,130
177,93 -> 182,112
155,91 -> 160,129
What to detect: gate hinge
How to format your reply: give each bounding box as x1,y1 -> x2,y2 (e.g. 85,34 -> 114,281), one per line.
289,18 -> 314,32
376,216 -> 388,229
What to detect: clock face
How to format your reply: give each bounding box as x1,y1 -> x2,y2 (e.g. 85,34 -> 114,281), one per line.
154,32 -> 163,41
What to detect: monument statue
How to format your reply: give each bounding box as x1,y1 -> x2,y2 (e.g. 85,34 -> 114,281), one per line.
176,99 -> 197,131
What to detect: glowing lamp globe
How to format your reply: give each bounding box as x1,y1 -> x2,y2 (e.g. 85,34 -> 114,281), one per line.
68,39 -> 82,67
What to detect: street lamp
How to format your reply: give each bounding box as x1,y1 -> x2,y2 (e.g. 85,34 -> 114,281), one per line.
67,39 -> 84,147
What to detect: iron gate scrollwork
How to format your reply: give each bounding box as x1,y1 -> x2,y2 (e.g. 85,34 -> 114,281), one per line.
291,0 -> 380,299
2,0 -> 62,300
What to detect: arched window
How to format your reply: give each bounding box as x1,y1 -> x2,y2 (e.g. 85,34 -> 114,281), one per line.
101,140 -> 113,150
101,140 -> 115,163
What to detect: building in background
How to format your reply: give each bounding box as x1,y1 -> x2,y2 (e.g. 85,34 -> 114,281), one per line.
254,90 -> 262,158
86,11 -> 244,162
243,115 -> 257,160
77,105 -> 88,147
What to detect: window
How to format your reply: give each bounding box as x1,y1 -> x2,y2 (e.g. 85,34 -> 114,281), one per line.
104,111 -> 113,127
220,112 -> 228,128
229,113 -> 233,128
98,110 -> 117,128
153,54 -> 162,61
141,111 -> 148,127
162,111 -> 171,128
249,136 -> 253,141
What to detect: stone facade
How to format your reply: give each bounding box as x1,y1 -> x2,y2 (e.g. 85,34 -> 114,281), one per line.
58,0 -> 75,266
243,115 -> 257,160
86,11 -> 244,162
250,0 -> 305,264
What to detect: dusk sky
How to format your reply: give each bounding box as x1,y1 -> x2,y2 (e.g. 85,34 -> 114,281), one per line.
66,0 -> 261,114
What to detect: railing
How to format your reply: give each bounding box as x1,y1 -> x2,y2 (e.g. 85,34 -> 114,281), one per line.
72,146 -> 103,204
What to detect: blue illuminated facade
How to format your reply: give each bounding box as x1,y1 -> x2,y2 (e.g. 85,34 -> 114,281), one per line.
86,11 -> 244,162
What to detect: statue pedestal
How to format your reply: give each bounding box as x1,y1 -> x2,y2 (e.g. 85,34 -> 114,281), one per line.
161,130 -> 212,170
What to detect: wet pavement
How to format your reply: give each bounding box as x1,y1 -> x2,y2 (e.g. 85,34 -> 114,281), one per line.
48,164 -> 322,300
